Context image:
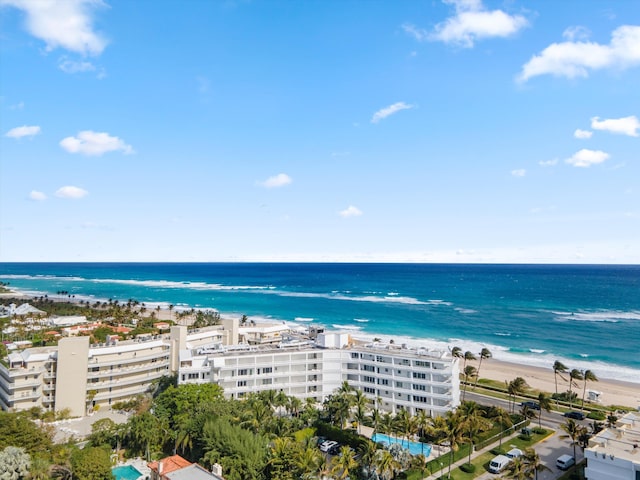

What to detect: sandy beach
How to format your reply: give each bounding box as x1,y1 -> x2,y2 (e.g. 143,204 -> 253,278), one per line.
477,357 -> 640,410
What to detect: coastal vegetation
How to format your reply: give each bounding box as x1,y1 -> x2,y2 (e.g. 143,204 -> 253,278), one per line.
0,374 -> 552,480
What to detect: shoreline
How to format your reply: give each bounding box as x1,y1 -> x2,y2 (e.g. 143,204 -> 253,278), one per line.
2,288 -> 639,408
470,357 -> 640,410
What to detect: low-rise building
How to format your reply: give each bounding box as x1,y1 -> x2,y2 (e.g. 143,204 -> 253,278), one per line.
149,454 -> 224,480
584,412 -> 640,480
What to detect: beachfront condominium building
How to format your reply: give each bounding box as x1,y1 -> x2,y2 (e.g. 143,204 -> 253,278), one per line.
1,319 -> 460,418
178,329 -> 460,417
584,412 -> 640,480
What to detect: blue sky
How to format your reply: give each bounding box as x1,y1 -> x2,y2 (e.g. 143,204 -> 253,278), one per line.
1,0 -> 639,263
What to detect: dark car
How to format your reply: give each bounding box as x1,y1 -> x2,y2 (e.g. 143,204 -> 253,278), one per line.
564,411 -> 585,420
520,401 -> 540,410
328,444 -> 342,456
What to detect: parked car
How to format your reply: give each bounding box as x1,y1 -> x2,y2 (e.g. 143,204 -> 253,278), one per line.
328,444 -> 342,456
556,454 -> 575,470
506,448 -> 523,460
520,401 -> 540,410
564,411 -> 586,420
319,440 -> 339,453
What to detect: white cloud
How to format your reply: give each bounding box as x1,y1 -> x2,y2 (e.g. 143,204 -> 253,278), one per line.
259,173 -> 292,188
402,23 -> 428,42
574,129 -> 593,139
5,125 -> 41,138
566,149 -> 610,167
58,58 -> 96,73
1,0 -> 108,55
539,158 -> 558,167
28,190 -> 46,201
339,205 -> 363,218
55,186 -> 88,199
591,115 -> 640,137
511,169 -> 526,177
371,102 -> 414,123
562,26 -> 591,42
518,25 -> 640,82
9,101 -> 24,110
59,130 -> 134,156
428,0 -> 528,48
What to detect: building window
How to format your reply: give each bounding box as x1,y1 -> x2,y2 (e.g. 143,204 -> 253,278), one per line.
263,367 -> 272,373
364,387 -> 375,394
351,353 -> 359,359
413,395 -> 428,403
237,380 -> 247,387
413,384 -> 427,391
378,379 -> 389,386
238,369 -> 251,376
362,365 -> 375,372
363,376 -> 375,383
412,372 -> 427,379
396,382 -> 403,388
262,379 -> 272,385
415,360 -> 430,368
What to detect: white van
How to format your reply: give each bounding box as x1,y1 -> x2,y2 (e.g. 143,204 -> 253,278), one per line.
556,454 -> 575,470
488,454 -> 511,473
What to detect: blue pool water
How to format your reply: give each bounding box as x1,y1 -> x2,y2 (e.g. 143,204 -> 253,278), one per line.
371,433 -> 432,456
112,465 -> 143,480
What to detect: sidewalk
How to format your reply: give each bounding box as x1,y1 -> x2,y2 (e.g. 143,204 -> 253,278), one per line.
422,430 -> 522,480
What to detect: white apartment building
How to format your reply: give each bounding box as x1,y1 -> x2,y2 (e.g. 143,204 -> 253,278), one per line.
0,321 -> 235,417
179,330 -> 460,417
584,412 -> 640,480
1,318 -> 460,418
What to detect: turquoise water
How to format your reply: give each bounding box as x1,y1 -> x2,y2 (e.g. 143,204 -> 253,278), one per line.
112,465 -> 142,480
372,433 -> 432,456
1,263 -> 639,383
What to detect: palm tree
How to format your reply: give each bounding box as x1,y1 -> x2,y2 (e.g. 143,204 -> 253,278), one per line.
459,401 -> 490,467
462,365 -> 477,401
507,377 -> 529,413
442,410 -> 467,479
561,418 -> 586,461
373,449 -> 401,480
488,406 -> 512,449
503,457 -> 528,480
353,389 -> 368,434
369,408 -> 382,436
568,369 -> 584,408
474,347 -> 492,389
580,369 -> 598,411
358,440 -> 378,479
537,392 -> 552,428
553,360 -> 568,406
295,446 -> 323,480
523,447 -> 550,480
415,409 -> 430,456
463,350 -> 476,370
330,446 -> 358,480
451,346 -> 463,360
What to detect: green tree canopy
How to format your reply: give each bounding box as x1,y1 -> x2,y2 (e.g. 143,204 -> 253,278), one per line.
70,447 -> 113,480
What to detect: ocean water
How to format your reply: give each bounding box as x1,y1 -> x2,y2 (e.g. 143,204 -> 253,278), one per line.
1,263 -> 639,384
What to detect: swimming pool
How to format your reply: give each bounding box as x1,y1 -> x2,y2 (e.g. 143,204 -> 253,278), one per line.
112,465 -> 143,480
371,433 -> 432,456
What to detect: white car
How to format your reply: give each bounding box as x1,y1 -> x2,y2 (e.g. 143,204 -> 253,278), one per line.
319,440 -> 339,453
